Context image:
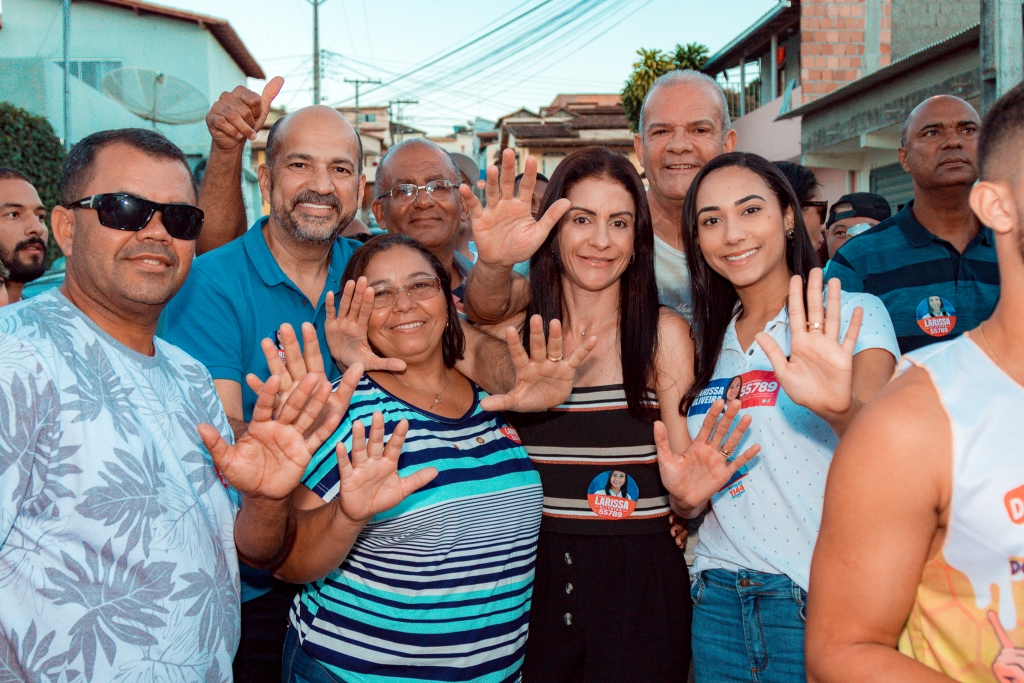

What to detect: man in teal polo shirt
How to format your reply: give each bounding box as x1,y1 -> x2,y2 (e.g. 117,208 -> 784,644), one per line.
162,103 -> 368,683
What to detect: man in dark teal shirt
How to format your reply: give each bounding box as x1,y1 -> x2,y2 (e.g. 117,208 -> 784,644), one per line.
826,95 -> 999,354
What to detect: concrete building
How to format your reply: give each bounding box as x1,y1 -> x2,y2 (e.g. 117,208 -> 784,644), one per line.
703,0 -> 997,212
496,94 -> 638,178
0,0 -> 262,161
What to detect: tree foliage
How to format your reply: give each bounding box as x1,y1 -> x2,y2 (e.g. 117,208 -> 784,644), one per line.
622,42 -> 711,133
0,102 -> 65,264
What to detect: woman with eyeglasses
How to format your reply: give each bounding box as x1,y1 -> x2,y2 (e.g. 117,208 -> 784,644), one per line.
462,147 -> 756,683
659,153 -> 899,682
272,233 -> 598,683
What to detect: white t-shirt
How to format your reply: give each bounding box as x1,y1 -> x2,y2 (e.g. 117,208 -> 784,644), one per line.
654,235 -> 693,322
685,290 -> 899,589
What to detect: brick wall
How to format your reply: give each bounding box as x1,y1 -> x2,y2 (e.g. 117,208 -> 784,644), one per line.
800,0 -> 892,103
890,0 -> 978,60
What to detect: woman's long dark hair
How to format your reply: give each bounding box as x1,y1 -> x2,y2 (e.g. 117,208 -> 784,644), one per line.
341,233 -> 466,368
526,146 -> 659,421
680,153 -> 819,413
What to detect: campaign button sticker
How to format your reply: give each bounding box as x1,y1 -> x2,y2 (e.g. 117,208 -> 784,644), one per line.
500,425 -> 522,444
587,470 -> 639,520
1005,485 -> 1024,524
916,296 -> 957,337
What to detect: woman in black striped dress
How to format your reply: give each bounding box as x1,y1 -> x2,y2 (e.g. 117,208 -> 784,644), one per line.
461,146 -> 754,682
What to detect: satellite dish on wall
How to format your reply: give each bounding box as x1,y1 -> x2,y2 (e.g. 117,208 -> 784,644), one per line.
102,67 -> 209,126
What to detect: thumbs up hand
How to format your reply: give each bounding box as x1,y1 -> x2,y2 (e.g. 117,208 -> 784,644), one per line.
206,76 -> 285,152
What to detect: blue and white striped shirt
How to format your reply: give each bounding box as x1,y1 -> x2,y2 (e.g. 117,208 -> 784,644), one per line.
290,375 -> 542,683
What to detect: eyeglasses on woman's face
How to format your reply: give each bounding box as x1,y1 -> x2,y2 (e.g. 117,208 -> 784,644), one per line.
371,276 -> 442,309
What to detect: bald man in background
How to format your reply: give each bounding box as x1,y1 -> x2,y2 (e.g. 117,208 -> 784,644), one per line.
826,95 -> 999,353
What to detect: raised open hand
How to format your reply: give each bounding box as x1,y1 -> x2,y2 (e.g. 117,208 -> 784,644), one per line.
479,315 -> 597,413
755,269 -> 862,422
198,372 -> 341,500
460,148 -> 570,268
206,76 -> 284,151
325,278 -> 407,373
654,398 -> 760,511
334,413 -> 438,524
246,322 -> 362,435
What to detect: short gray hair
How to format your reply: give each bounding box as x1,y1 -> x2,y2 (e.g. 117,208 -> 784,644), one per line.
375,138 -> 460,198
639,70 -> 732,139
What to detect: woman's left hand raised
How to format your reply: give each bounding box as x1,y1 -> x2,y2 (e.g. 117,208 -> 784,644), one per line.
755,269 -> 863,425
479,314 -> 597,413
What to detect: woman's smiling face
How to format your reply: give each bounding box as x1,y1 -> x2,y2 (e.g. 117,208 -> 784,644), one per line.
609,471 -> 626,489
363,245 -> 448,364
694,165 -> 794,289
556,176 -> 636,292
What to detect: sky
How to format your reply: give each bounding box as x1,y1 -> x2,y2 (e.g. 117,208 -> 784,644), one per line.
167,0 -> 778,135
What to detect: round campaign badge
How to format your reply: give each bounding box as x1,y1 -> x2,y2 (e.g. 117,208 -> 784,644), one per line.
916,296 -> 957,337
587,470 -> 639,520
500,425 -> 522,444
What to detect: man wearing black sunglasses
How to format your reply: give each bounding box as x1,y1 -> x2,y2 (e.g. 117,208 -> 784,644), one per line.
0,128 -> 342,682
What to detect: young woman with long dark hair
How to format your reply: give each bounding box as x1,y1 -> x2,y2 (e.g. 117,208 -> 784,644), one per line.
654,153 -> 900,682
462,147 -> 756,682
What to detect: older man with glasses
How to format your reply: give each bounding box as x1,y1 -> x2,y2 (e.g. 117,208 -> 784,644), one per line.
370,138 -> 477,306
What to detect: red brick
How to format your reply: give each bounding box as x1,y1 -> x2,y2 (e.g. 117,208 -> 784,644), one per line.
852,31 -> 865,42
839,5 -> 851,16
821,43 -> 833,55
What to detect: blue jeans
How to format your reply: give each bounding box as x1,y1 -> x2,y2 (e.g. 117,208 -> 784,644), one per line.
281,626 -> 345,683
690,569 -> 807,683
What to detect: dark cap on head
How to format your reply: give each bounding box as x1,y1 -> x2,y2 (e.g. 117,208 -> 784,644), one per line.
826,192 -> 891,227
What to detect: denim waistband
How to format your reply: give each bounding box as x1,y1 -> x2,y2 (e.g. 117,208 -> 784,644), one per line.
697,568 -> 804,600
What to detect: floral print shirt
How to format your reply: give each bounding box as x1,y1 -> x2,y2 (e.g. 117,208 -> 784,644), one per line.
0,290 -> 240,682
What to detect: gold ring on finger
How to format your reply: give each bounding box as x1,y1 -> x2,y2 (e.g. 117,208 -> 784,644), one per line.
720,447 -> 734,458
548,355 -> 563,362
806,322 -> 823,331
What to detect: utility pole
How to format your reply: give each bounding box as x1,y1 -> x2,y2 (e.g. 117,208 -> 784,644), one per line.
307,0 -> 328,104
344,77 -> 381,131
388,99 -> 418,143
62,0 -> 71,151
980,0 -> 1024,114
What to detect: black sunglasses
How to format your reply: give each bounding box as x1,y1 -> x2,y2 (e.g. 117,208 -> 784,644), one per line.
65,193 -> 204,241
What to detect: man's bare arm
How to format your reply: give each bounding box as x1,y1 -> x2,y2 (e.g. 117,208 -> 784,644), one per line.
456,321 -> 516,395
806,367 -> 954,683
196,78 -> 284,255
463,263 -> 530,324
213,378 -> 247,439
197,145 -> 248,254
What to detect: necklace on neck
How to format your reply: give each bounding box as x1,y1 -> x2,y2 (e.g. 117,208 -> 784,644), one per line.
977,322 -> 1010,375
387,369 -> 451,406
571,309 -> 618,337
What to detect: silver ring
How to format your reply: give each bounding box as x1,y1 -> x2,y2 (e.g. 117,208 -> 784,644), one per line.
548,355 -> 563,362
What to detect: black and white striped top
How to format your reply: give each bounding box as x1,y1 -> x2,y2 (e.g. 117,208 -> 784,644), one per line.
507,384 -> 672,536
